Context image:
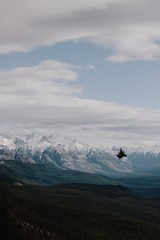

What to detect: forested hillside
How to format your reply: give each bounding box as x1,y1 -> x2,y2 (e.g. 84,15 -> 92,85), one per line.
0,183 -> 160,240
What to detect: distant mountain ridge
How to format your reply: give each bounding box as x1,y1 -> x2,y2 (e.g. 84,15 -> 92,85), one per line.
0,132 -> 160,176
0,133 -> 131,175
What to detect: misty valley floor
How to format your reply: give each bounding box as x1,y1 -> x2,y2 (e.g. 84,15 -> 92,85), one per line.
0,182 -> 160,240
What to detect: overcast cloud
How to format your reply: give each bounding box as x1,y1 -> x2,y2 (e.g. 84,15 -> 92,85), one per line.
0,60 -> 160,146
0,0 -> 160,61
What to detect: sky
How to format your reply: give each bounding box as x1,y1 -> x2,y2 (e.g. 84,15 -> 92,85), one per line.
1,0 -> 160,146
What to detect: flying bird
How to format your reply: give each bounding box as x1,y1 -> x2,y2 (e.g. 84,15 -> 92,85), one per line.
116,148 -> 127,159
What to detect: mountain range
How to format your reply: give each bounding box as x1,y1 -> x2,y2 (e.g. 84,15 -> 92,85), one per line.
0,132 -> 160,176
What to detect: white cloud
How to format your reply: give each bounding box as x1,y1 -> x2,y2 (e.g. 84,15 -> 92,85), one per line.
0,60 -> 80,108
0,0 -> 160,61
1,60 -> 160,146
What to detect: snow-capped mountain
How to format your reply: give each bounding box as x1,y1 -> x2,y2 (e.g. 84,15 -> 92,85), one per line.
0,136 -> 16,150
0,132 -> 160,175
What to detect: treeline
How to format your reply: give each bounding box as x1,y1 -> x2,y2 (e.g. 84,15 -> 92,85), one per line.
0,183 -> 160,240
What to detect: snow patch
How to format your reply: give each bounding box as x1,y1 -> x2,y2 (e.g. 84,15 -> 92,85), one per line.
0,136 -> 16,150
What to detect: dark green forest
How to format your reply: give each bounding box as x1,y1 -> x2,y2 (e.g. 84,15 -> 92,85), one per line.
0,182 -> 160,240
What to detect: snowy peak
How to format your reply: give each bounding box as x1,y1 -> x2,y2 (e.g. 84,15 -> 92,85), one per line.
0,136 -> 16,151
47,134 -> 88,150
19,132 -> 88,152
127,145 -> 160,154
24,132 -> 44,149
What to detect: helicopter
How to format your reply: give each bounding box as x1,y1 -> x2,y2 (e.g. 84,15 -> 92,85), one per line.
116,148 -> 127,159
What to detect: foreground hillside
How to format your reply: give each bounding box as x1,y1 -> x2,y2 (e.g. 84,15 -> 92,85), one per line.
0,183 -> 160,240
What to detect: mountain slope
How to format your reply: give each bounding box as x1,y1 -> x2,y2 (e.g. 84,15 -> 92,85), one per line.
0,160 -> 120,185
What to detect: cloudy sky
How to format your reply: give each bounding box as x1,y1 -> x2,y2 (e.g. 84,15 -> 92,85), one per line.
1,0 -> 160,146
